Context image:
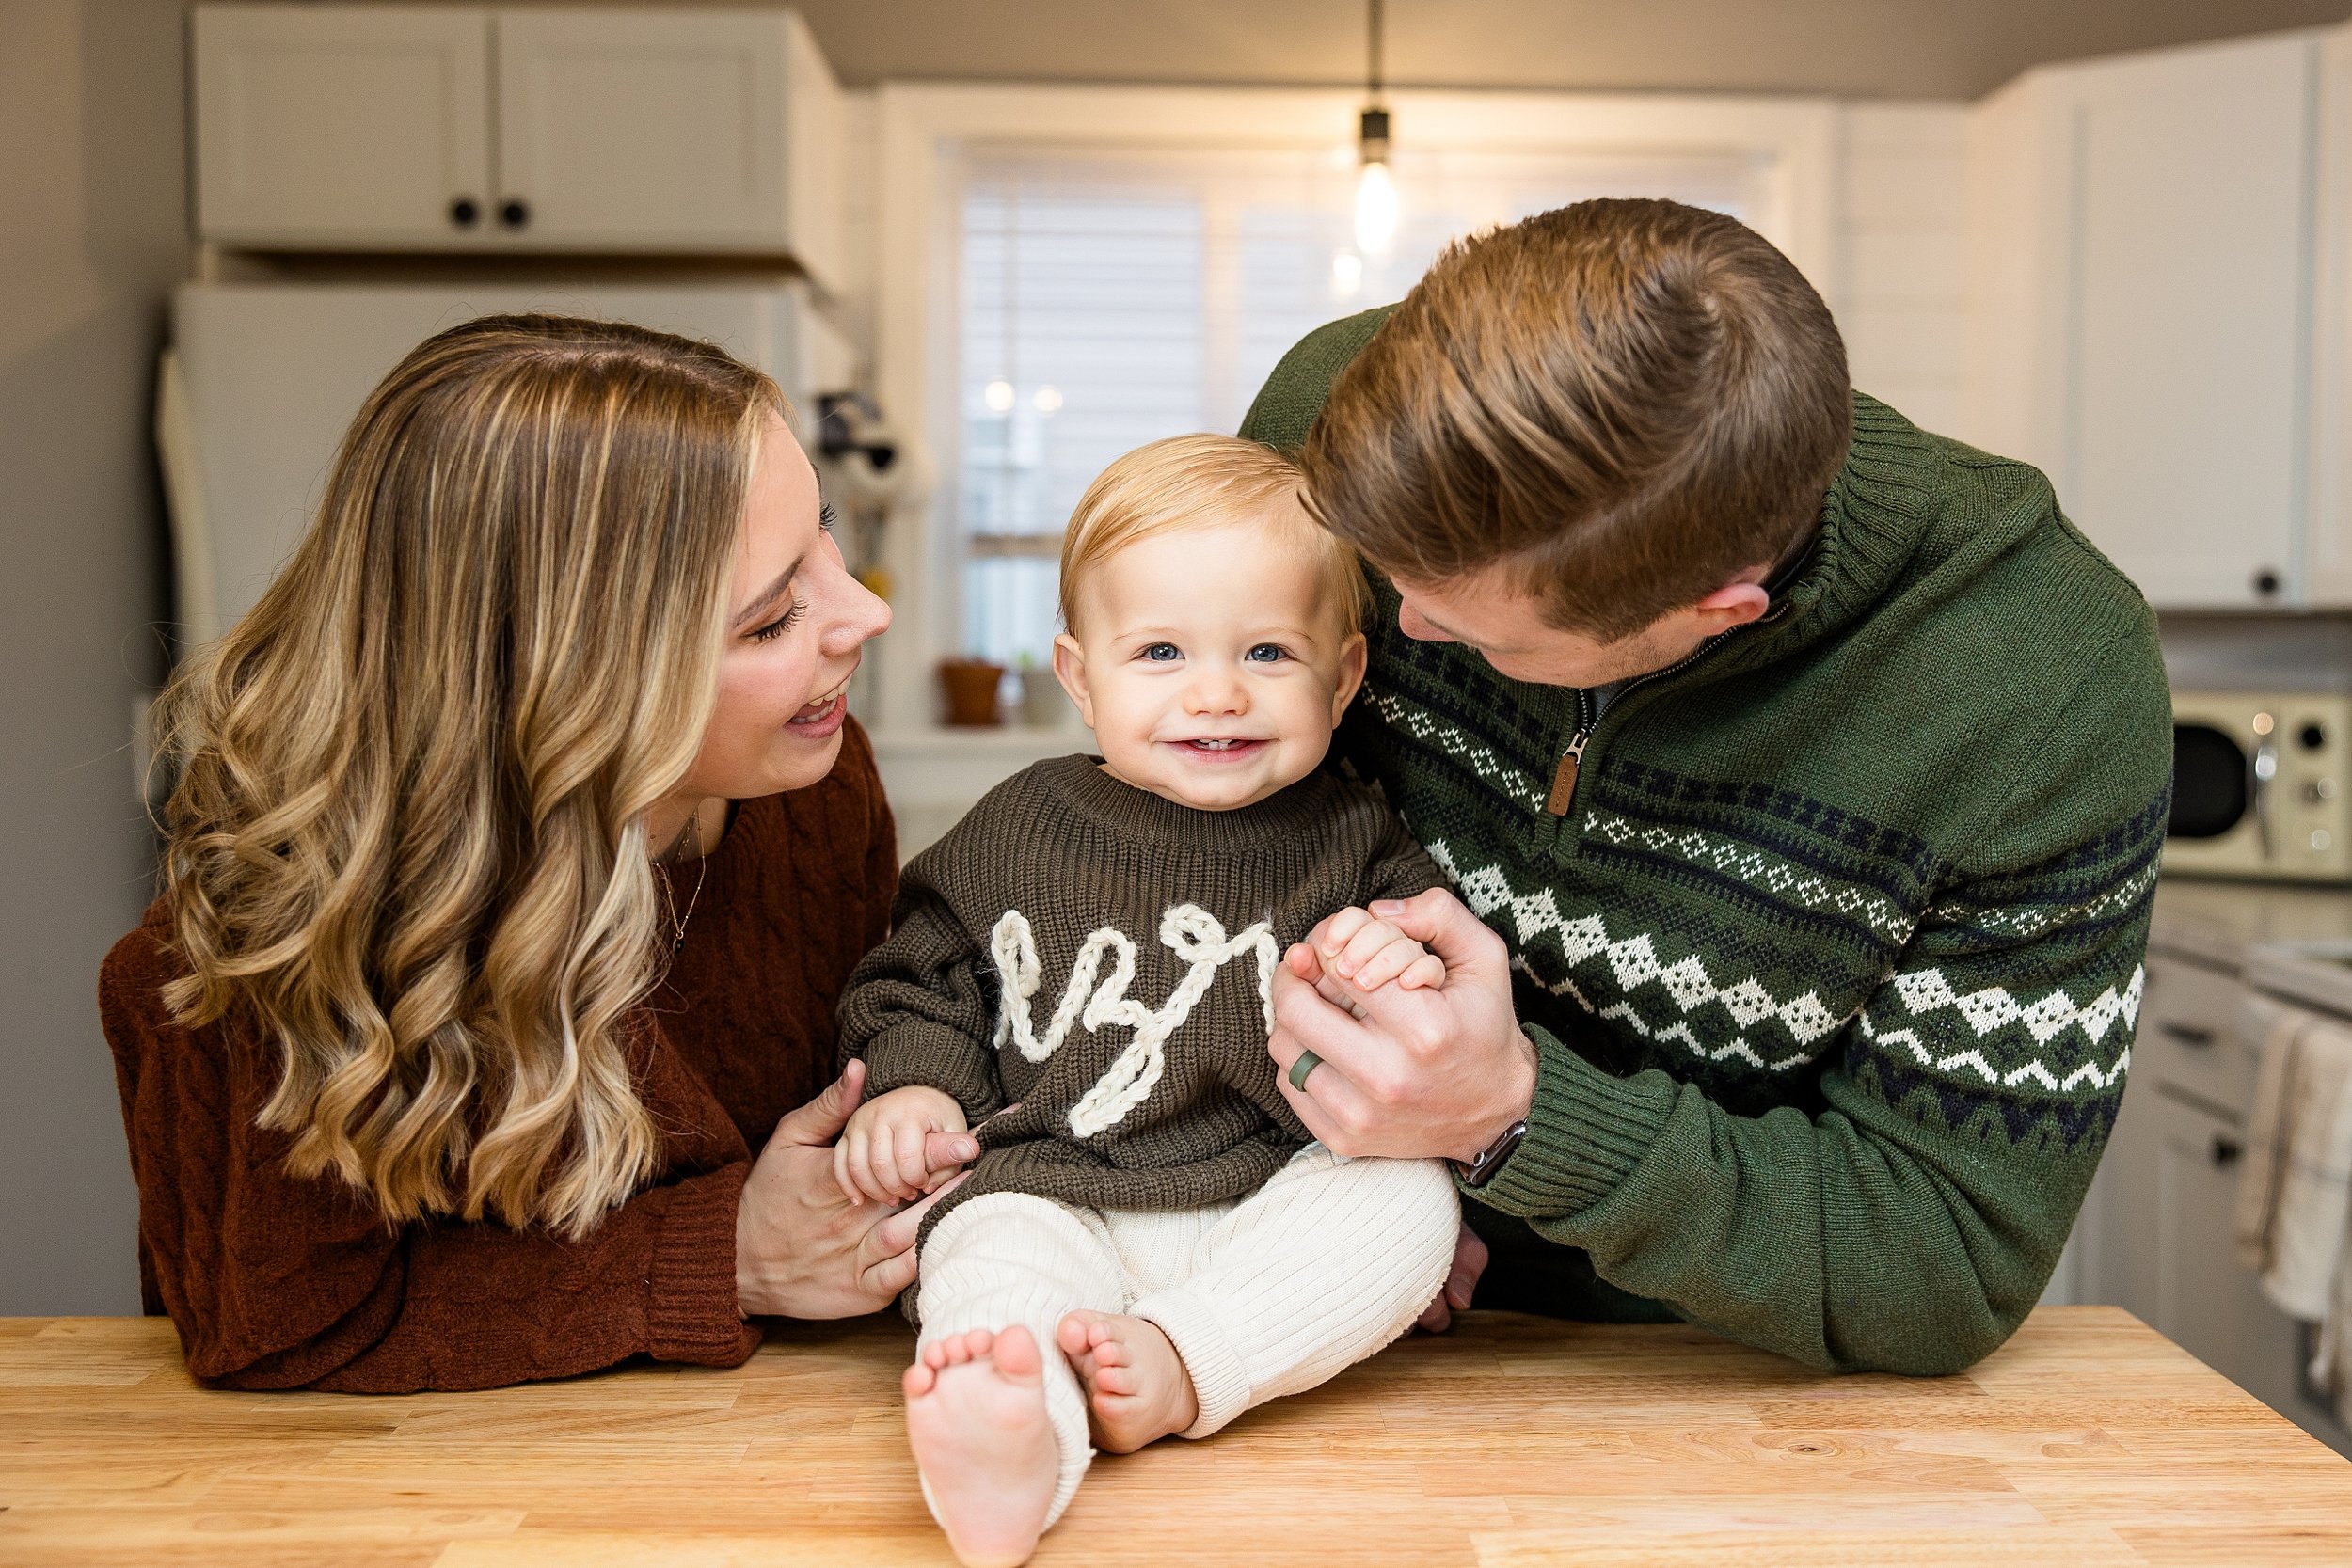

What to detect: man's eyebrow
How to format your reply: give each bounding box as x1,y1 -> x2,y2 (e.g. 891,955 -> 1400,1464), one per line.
730,552 -> 806,630
1414,607 -> 1477,642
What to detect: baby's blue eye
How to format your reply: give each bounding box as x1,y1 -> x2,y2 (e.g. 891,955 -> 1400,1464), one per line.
1246,643 -> 1288,663
1141,642 -> 1182,662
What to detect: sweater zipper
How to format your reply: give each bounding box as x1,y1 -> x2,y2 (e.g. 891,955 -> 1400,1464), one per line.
1545,690 -> 1594,816
1542,627 -> 1760,818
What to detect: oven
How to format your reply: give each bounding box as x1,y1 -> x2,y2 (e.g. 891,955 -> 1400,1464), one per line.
2167,692 -> 2352,881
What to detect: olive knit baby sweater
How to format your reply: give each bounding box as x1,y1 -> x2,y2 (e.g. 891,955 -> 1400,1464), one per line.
838,754 -> 1441,1236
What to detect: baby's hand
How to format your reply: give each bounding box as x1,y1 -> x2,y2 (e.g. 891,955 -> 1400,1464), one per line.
835,1085 -> 971,1206
1314,904 -> 1447,993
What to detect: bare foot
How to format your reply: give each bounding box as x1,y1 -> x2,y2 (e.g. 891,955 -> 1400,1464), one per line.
1056,1309 -> 1200,1453
903,1325 -> 1057,1567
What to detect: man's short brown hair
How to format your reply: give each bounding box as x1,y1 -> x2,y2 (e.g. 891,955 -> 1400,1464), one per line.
1299,198 -> 1851,642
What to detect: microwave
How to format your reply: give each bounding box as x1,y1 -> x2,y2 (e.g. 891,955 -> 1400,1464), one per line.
2167,691 -> 2352,882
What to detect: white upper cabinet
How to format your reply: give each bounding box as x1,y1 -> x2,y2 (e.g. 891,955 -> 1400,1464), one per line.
191,5 -> 844,284
494,8 -> 840,269
1965,31 -> 2324,610
195,6 -> 494,248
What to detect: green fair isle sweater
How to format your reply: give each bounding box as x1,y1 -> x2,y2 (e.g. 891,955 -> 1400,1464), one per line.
1241,309 -> 2173,1375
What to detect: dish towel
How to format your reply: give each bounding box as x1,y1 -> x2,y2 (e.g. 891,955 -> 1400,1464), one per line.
2232,994 -> 2352,1321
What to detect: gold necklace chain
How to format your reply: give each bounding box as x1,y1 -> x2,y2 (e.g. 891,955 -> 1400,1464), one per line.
660,802 -> 708,957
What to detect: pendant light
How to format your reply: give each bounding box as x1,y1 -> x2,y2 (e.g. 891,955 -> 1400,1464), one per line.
1355,0 -> 1397,254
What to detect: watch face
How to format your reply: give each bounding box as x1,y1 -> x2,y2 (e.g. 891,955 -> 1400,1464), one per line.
1461,1120 -> 1528,1187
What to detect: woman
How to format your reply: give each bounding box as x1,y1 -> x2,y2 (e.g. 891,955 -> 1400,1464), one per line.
98,315 -> 967,1391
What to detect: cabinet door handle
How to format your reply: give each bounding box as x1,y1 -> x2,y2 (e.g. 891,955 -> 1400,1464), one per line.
449,197 -> 480,229
2160,1022 -> 2216,1047
500,198 -> 531,230
2212,1133 -> 2244,1168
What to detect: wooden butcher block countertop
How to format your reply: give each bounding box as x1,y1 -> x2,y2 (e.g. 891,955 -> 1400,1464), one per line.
8,1306 -> 2352,1566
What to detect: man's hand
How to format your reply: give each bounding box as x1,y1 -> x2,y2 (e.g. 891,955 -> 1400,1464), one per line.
735,1060 -> 976,1320
1268,887 -> 1537,1164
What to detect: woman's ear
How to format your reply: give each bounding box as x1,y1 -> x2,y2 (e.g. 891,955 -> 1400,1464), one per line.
1329,630 -> 1369,724
1052,633 -> 1097,730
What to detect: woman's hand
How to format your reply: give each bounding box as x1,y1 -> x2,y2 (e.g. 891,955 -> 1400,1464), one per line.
735,1060 -> 977,1319
1267,887 -> 1537,1164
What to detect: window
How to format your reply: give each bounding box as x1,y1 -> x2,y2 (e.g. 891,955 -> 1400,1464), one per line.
952,141 -> 1760,668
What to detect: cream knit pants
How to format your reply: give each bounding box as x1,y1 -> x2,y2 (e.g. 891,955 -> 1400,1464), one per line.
913,1143 -> 1459,1530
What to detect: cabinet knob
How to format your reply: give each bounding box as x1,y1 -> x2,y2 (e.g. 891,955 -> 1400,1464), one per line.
448,197 -> 480,229
2254,567 -> 2282,597
2212,1133 -> 2243,1168
2160,1022 -> 2216,1048
500,198 -> 531,230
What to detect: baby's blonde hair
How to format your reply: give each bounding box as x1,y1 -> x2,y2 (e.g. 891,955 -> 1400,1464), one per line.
1057,434 -> 1370,640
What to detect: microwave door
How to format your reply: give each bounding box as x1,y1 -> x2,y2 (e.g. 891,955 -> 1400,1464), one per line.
2170,723 -> 2249,841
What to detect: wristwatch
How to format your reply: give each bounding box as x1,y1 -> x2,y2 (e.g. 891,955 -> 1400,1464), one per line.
1452,1118 -> 1529,1188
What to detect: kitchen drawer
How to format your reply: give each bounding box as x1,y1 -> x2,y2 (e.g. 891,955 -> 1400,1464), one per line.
2137,953 -> 2258,1118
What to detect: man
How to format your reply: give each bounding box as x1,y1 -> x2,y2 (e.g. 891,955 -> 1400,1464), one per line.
1245,198 -> 2170,1375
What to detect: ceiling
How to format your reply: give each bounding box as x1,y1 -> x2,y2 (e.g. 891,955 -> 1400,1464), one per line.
787,0 -> 2352,100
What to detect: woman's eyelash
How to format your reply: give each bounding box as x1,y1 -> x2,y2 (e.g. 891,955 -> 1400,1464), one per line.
818,501 -> 838,532
751,598 -> 808,643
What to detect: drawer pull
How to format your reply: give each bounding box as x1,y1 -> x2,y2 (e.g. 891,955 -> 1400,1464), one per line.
2212,1133 -> 2244,1168
2161,1022 -> 2216,1048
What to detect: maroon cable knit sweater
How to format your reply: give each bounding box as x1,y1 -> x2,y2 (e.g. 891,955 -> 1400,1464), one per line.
94,720 -> 896,1393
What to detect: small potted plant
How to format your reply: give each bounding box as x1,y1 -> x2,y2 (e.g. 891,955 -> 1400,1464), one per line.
938,657 -> 1008,727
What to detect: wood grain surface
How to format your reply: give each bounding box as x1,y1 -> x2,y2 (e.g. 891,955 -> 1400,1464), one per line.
7,1306 -> 2351,1565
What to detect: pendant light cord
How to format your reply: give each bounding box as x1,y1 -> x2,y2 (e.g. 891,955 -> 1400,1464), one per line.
1367,0 -> 1384,100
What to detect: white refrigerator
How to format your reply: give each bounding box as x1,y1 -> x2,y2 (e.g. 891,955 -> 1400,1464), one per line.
157,280 -> 853,642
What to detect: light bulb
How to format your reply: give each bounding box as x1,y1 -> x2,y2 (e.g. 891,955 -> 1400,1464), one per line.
1355,160 -> 1397,255
983,378 -> 1015,413
1033,385 -> 1063,413
1331,249 -> 1364,298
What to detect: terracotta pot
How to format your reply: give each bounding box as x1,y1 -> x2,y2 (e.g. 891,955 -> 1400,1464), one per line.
938,659 -> 1008,727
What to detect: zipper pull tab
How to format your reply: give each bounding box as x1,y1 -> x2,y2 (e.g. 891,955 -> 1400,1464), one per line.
1546,731 -> 1589,816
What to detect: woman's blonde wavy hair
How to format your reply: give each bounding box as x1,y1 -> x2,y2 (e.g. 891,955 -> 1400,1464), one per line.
157,313 -> 783,1239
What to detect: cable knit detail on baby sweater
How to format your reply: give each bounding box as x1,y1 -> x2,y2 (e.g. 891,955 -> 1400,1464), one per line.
838,755 -> 1441,1236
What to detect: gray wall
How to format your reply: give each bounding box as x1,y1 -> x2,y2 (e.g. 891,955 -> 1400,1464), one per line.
1,0 -> 184,1313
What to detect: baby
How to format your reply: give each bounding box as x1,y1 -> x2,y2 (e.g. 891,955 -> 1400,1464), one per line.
834,433 -> 1461,1566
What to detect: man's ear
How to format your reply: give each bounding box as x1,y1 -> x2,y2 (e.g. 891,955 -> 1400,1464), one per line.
1329,630 -> 1369,724
1052,633 -> 1097,730
1689,580 -> 1772,637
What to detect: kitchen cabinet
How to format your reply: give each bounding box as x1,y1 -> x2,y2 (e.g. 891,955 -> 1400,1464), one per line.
193,6 -> 492,248
192,5 -> 844,282
494,9 -> 841,271
2146,1087 -> 2310,1418
2081,936 -> 2348,1454
1964,29 -> 2326,609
